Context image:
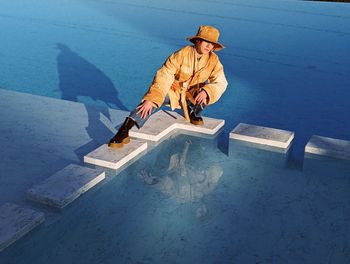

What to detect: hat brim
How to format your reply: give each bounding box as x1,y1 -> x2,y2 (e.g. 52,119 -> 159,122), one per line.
187,36 -> 225,51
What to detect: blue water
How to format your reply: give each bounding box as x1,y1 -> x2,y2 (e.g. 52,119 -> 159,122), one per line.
1,134 -> 350,263
1,0 -> 350,263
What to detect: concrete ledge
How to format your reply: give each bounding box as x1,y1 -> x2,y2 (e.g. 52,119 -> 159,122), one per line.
84,140 -> 147,170
229,123 -> 294,152
129,110 -> 224,142
0,203 -> 45,252
26,164 -> 105,208
305,135 -> 350,160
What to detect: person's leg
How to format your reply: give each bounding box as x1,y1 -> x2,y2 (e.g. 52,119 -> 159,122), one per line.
108,100 -> 161,148
128,105 -> 156,129
130,95 -> 171,128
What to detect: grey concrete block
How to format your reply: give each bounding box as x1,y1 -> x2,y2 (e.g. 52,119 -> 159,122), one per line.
229,123 -> 294,152
26,164 -> 105,208
130,110 -> 224,142
305,135 -> 350,160
0,203 -> 45,252
84,140 -> 147,170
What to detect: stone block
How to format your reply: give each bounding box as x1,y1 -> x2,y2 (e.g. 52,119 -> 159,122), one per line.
229,123 -> 294,152
305,135 -> 350,160
129,110 -> 224,141
26,164 -> 105,208
0,203 -> 45,252
84,140 -> 147,170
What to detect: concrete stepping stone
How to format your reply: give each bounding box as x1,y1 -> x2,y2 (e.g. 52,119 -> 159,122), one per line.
26,164 -> 105,208
129,110 -> 224,142
229,123 -> 294,152
84,140 -> 147,170
0,203 -> 45,252
305,135 -> 350,160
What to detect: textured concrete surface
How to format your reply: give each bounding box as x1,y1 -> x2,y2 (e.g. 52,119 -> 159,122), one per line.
0,203 -> 45,252
84,141 -> 148,170
26,164 -> 105,208
229,123 -> 294,152
305,135 -> 350,160
130,110 -> 225,141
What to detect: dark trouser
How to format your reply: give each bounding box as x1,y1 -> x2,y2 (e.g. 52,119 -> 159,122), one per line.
187,100 -> 204,119
129,96 -> 205,129
129,105 -> 156,128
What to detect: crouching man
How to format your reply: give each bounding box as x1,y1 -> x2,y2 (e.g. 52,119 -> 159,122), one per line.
109,25 -> 228,148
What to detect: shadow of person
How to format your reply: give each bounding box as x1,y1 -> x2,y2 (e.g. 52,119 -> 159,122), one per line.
56,43 -> 129,157
56,43 -> 128,110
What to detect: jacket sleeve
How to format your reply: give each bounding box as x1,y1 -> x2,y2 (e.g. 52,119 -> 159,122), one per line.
202,59 -> 228,105
142,50 -> 183,107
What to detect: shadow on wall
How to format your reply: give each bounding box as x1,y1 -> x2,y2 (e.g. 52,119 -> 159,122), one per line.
56,43 -> 128,156
56,43 -> 128,111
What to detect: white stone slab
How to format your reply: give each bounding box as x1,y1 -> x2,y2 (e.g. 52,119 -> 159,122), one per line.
0,203 -> 45,252
129,110 -> 224,141
84,140 -> 147,170
305,135 -> 350,160
26,164 -> 105,208
229,123 -> 294,151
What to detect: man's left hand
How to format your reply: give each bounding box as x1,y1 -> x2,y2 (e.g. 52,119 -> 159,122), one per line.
195,90 -> 208,105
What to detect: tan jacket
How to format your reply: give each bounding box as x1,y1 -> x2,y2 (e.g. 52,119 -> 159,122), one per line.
142,45 -> 228,110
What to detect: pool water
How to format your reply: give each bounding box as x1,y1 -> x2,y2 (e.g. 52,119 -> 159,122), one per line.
1,134 -> 349,263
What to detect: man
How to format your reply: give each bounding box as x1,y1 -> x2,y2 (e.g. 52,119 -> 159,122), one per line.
109,25 -> 228,148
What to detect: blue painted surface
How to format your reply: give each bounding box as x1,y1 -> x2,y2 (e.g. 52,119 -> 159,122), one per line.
0,0 -> 350,262
1,0 -> 349,162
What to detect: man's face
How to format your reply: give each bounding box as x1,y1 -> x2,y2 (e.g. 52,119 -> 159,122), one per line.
195,40 -> 214,55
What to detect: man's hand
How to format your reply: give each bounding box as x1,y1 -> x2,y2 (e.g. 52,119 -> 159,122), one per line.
136,100 -> 154,119
195,90 -> 208,105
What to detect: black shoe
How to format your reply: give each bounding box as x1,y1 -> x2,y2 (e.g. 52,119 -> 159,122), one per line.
190,114 -> 203,126
108,117 -> 136,148
188,103 -> 204,126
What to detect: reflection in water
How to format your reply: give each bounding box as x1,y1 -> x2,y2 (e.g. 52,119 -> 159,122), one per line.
138,139 -> 223,204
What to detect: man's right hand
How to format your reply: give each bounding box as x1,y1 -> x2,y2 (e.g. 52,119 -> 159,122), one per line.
136,100 -> 154,119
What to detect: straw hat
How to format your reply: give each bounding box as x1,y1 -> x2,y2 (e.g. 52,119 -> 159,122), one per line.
187,25 -> 224,51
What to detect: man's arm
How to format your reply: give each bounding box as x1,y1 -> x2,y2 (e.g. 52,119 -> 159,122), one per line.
202,60 -> 228,105
142,49 -> 183,107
